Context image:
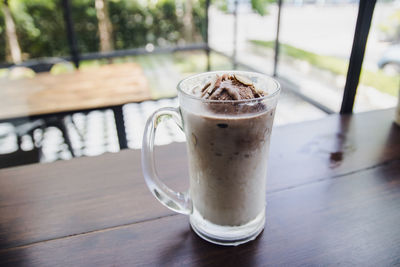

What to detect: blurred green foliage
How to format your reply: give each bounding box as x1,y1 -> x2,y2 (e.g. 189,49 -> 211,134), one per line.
251,0 -> 275,16
0,4 -> 6,61
0,0 -> 274,63
0,0 -> 206,62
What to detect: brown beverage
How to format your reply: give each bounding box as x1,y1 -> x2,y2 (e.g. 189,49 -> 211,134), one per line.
182,108 -> 274,226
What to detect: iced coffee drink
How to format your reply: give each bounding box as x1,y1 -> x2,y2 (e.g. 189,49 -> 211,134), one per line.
142,71 -> 280,245
181,73 -> 275,227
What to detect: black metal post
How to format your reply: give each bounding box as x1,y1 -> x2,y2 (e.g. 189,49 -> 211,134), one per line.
112,106 -> 128,150
273,0 -> 282,77
233,0 -> 238,69
205,0 -> 211,71
61,0 -> 80,69
340,0 -> 376,114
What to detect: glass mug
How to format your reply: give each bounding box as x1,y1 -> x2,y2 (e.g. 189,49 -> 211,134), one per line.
142,71 -> 280,246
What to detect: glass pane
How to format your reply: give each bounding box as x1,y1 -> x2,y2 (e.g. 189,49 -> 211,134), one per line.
355,0 -> 400,113
209,1 -> 327,125
272,1 -> 359,112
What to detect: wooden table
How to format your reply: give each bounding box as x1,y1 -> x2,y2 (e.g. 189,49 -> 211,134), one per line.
0,108 -> 399,266
0,63 -> 152,149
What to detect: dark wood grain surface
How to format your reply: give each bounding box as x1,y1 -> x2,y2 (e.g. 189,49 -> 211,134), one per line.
1,159 -> 400,266
0,146 -> 188,250
268,108 -> 400,191
0,108 -> 399,266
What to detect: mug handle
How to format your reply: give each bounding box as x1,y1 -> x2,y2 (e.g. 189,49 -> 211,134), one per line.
141,107 -> 192,215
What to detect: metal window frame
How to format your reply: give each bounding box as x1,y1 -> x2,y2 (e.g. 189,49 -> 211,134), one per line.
61,0 -> 79,69
340,0 -> 377,114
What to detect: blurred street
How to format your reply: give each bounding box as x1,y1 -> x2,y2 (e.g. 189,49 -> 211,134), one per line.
210,3 -> 394,69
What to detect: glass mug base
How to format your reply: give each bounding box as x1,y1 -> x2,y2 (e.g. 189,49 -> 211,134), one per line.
189,208 -> 265,246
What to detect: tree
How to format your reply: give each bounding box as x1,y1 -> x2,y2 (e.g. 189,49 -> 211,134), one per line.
1,0 -> 22,63
183,0 -> 194,42
95,0 -> 113,52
